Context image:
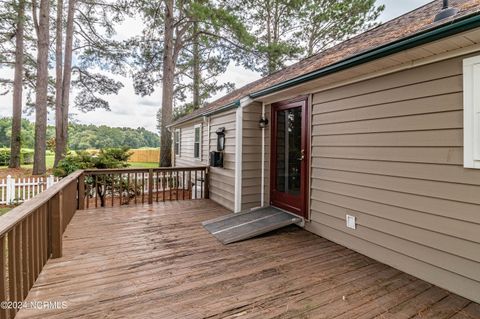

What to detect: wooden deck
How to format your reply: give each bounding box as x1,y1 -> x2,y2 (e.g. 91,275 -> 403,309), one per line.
16,200 -> 480,319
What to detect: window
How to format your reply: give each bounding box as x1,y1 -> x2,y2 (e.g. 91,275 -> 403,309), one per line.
194,124 -> 202,160
174,129 -> 180,156
463,56 -> 480,168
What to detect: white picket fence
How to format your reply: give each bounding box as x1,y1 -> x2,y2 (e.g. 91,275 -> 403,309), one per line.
0,175 -> 60,205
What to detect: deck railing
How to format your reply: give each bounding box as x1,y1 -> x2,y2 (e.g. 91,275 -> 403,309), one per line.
80,166 -> 209,209
0,166 -> 209,318
0,171 -> 82,319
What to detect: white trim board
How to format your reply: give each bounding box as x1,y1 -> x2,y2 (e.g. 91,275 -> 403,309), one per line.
234,104 -> 243,212
463,55 -> 480,169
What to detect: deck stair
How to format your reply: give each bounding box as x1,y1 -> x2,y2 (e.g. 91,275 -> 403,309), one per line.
202,206 -> 302,244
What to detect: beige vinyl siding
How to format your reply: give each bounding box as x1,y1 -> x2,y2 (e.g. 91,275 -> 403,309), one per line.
264,104 -> 271,206
239,102 -> 271,211
242,102 -> 262,210
209,109 -> 236,210
307,55 -> 480,303
174,120 -> 208,167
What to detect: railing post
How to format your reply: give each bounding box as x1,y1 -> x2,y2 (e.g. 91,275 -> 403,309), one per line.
51,190 -> 63,258
205,167 -> 209,199
148,169 -> 153,204
78,173 -> 85,210
46,175 -> 52,188
6,175 -> 13,205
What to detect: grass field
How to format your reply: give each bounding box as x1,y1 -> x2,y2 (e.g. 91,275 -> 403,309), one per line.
0,207 -> 11,216
1,154 -> 159,170
128,162 -> 159,168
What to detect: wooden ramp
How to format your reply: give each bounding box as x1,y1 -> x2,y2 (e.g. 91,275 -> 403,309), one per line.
202,206 -> 302,244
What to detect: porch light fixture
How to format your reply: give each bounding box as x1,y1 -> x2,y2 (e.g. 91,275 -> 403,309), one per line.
216,127 -> 225,151
259,116 -> 269,128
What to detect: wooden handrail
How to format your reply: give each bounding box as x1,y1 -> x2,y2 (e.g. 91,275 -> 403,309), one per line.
0,170 -> 83,318
81,166 -> 210,208
83,166 -> 208,174
0,166 -> 209,318
0,170 -> 83,238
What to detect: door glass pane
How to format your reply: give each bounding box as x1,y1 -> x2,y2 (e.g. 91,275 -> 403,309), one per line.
275,107 -> 302,195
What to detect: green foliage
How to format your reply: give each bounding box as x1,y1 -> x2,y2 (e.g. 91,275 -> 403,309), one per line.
131,0 -> 254,112
53,152 -> 95,176
54,147 -> 132,177
21,149 -> 34,164
0,0 -> 40,106
94,148 -> 132,169
0,148 -> 34,166
235,0 -> 384,75
0,118 -> 159,150
0,149 -> 10,166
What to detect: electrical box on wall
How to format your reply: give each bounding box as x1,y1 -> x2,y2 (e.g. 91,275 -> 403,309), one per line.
210,151 -> 223,168
346,215 -> 356,230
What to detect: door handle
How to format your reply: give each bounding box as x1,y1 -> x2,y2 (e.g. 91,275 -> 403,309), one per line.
298,149 -> 305,161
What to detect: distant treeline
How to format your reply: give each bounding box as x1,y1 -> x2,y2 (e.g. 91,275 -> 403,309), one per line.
0,118 -> 160,150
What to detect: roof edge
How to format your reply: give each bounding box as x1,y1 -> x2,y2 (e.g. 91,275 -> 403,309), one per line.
171,10 -> 480,127
250,11 -> 480,99
168,100 -> 240,127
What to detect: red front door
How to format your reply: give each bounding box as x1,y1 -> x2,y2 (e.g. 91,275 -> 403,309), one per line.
270,97 -> 309,218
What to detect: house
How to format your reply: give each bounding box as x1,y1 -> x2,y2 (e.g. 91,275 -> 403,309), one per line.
168,0 -> 480,304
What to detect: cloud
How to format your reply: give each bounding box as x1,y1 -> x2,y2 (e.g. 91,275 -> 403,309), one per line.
377,0 -> 432,22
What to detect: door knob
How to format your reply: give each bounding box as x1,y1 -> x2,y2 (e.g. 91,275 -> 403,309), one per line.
298,149 -> 305,161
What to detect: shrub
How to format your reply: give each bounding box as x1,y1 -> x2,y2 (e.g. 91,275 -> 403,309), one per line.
0,149 -> 9,166
53,151 -> 94,176
54,147 -> 132,177
21,149 -> 34,164
0,148 -> 35,166
54,148 -> 134,207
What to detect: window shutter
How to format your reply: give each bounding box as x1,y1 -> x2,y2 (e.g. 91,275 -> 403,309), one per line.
194,124 -> 202,160
463,56 -> 480,168
474,64 -> 480,161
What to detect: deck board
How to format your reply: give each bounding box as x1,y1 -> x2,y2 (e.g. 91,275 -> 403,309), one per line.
16,200 -> 480,318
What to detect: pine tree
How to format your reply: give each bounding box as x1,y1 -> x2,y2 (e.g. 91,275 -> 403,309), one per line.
132,0 -> 254,167
9,0 -> 25,168
238,0 -> 384,75
54,0 -> 131,166
32,0 -> 50,175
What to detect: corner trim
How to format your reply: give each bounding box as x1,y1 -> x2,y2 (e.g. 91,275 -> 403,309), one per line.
234,106 -> 243,212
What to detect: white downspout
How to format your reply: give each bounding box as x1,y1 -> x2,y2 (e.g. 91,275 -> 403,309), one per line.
261,102 -> 265,207
234,106 -> 243,213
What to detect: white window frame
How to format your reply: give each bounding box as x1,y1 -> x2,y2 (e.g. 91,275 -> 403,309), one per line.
193,124 -> 202,160
174,129 -> 181,156
463,56 -> 480,169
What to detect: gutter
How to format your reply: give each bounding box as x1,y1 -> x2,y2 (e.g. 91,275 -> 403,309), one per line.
249,12 -> 480,99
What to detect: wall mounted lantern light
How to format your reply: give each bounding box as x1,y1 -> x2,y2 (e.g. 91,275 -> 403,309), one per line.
259,116 -> 269,128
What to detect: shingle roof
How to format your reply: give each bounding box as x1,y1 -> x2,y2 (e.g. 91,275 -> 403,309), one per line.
171,0 -> 480,126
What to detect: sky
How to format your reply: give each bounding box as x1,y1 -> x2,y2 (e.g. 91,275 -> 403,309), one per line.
0,0 -> 433,132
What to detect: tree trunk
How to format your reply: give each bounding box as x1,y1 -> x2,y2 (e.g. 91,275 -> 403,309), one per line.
54,0 -> 63,167
192,21 -> 200,109
32,0 -> 50,175
159,0 -> 175,167
9,0 -> 25,168
54,0 -> 75,166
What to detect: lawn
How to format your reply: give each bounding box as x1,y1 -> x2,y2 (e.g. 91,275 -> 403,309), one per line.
1,155 -> 158,172
128,162 -> 159,168
14,154 -> 55,169
0,207 -> 11,216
